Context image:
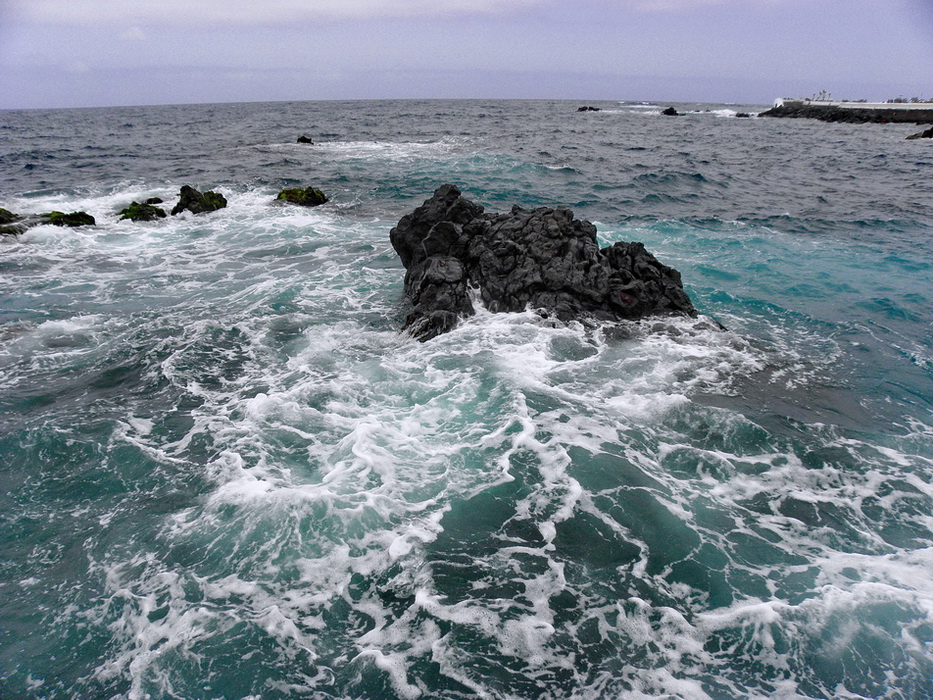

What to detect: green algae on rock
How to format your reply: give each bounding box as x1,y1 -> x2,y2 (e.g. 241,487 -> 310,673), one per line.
276,187 -> 329,207
119,200 -> 167,221
41,211 -> 96,227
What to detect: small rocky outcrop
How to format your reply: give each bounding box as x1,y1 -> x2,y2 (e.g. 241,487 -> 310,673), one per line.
907,127 -> 933,140
0,208 -> 21,235
662,107 -> 680,116
119,198 -> 167,221
171,185 -> 227,215
41,211 -> 96,227
390,185 -> 697,341
577,106 -> 601,112
297,135 -> 314,144
276,187 -> 328,207
736,112 -> 751,118
0,209 -> 95,235
0,208 -> 19,225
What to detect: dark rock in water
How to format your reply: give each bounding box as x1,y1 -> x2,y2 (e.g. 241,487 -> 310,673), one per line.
0,208 -> 22,235
390,184 -> 697,341
662,107 -> 680,116
0,207 -> 19,225
736,112 -> 751,118
0,208 -> 37,235
170,185 -> 227,215
119,200 -> 167,221
41,211 -> 96,227
906,127 -> 933,140
0,208 -> 94,234
276,187 -> 328,207
297,135 -> 314,144
577,106 -> 601,112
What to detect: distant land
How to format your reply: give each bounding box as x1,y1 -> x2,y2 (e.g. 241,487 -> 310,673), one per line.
760,96 -> 933,124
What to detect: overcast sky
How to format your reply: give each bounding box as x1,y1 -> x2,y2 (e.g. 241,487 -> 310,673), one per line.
1,0 -> 931,109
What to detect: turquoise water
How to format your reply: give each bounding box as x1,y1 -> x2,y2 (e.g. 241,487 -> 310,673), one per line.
1,100 -> 931,698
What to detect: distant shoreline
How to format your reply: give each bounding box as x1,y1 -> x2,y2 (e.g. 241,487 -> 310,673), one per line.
760,98 -> 933,124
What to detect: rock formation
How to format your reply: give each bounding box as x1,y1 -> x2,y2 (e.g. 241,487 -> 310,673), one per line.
0,208 -> 95,235
390,185 -> 697,341
662,107 -> 680,116
171,185 -> 227,215
907,127 -> 933,140
297,135 -> 314,144
0,208 -> 21,235
276,187 -> 328,207
119,198 -> 167,221
42,211 -> 96,227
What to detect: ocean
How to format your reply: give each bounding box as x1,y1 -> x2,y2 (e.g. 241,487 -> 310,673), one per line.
0,99 -> 931,699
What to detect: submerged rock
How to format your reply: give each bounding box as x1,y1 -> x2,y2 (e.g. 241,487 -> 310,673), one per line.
171,185 -> 227,215
119,199 -> 167,221
297,135 -> 315,144
906,127 -> 933,140
662,107 -> 680,116
577,106 -> 601,112
390,184 -> 697,341
276,187 -> 328,207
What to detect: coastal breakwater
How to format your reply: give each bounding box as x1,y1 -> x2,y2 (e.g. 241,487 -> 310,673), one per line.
760,98 -> 933,124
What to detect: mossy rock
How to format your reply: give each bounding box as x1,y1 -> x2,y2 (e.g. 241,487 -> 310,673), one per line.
276,187 -> 328,207
41,211 -> 96,227
0,207 -> 20,225
170,185 -> 228,215
119,201 -> 167,222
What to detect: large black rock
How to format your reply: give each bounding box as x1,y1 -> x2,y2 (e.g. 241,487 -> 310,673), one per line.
390,185 -> 697,341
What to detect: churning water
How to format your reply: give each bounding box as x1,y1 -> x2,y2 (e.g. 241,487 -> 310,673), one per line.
1,99 -> 931,698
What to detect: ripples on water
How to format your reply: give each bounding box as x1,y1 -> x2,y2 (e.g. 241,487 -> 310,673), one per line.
0,100 -> 931,698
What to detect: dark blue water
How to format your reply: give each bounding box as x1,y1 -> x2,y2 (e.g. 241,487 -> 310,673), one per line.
1,99 -> 931,698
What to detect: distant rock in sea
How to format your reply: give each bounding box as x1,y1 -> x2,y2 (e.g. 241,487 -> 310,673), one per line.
662,107 -> 680,116
119,198 -> 167,221
390,184 -> 697,341
297,135 -> 314,144
276,187 -> 328,207
1,209 -> 96,235
171,185 -> 227,215
907,127 -> 933,140
577,106 -> 601,112
0,207 -> 22,235
42,211 -> 96,227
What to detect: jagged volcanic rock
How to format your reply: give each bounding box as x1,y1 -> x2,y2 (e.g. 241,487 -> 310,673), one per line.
390,184 -> 697,341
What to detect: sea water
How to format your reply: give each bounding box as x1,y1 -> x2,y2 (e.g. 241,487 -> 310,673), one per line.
0,99 -> 931,699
